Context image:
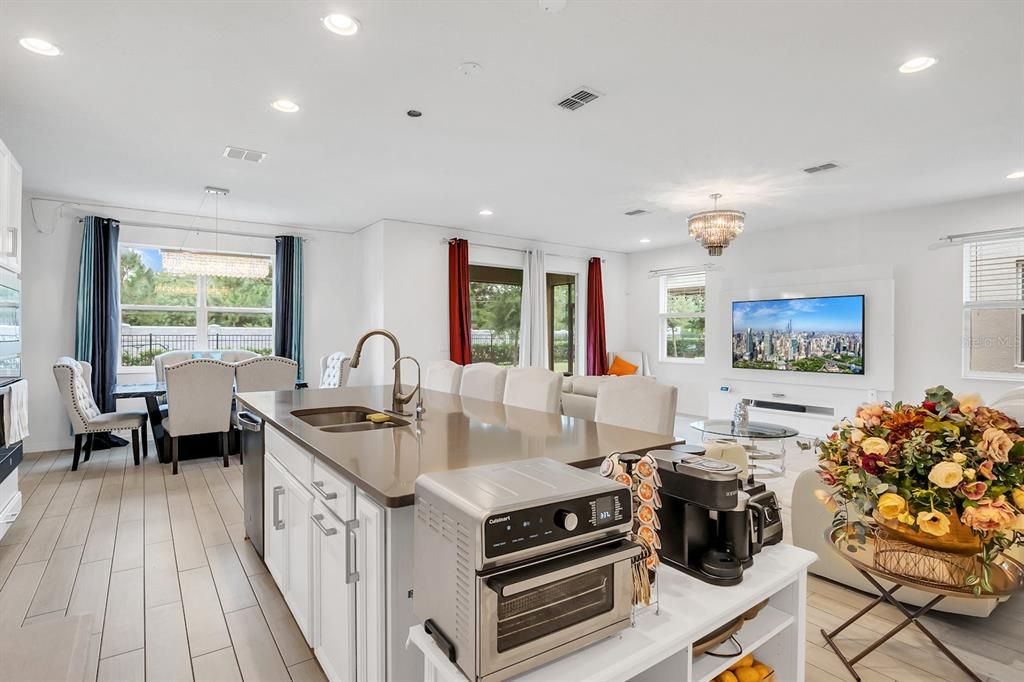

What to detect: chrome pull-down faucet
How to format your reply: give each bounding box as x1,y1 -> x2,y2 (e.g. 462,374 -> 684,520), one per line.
393,356 -> 424,422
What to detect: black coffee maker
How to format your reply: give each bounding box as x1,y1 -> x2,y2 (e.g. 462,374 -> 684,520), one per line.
650,450 -> 764,586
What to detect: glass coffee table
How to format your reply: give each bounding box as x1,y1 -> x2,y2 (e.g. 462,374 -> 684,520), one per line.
689,419 -> 797,480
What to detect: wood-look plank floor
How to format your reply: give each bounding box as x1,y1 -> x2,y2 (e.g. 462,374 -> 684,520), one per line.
0,443 -> 326,682
4,438 -> 1023,681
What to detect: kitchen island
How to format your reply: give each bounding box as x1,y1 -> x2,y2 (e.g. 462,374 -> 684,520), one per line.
235,385 -> 681,682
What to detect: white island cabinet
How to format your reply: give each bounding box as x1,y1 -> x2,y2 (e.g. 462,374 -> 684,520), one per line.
262,424 -> 415,682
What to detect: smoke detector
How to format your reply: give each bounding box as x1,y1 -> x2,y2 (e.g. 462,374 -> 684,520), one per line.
223,145 -> 267,163
458,62 -> 482,78
556,86 -> 602,111
802,161 -> 840,174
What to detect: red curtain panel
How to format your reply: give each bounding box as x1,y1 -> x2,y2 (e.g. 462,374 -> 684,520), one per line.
586,257 -> 608,375
448,238 -> 473,365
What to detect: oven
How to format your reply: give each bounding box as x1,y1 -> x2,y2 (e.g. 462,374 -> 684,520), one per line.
477,537 -> 639,680
414,458 -> 639,682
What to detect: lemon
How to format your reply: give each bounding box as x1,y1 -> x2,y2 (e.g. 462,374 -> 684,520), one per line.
734,666 -> 760,682
718,672 -> 739,682
752,662 -> 772,679
729,654 -> 754,671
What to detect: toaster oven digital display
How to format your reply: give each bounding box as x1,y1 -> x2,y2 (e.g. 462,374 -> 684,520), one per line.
483,488 -> 630,559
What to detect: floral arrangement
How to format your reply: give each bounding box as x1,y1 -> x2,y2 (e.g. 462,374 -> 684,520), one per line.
817,386 -> 1024,593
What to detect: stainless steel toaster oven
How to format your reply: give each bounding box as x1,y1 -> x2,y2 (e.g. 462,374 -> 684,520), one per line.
414,458 -> 640,681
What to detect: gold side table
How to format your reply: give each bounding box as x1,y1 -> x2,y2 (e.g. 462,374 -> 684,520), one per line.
823,526 -> 1024,682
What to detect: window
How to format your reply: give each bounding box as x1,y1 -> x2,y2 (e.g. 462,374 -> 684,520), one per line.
119,246 -> 274,368
659,270 -> 706,362
547,273 -> 576,375
963,238 -> 1024,378
469,265 -> 522,366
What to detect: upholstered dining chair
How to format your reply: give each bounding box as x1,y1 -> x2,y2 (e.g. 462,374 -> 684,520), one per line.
318,352 -> 351,388
424,360 -> 463,393
163,359 -> 236,474
459,362 -> 508,402
234,356 -> 299,393
53,357 -> 148,471
503,367 -> 564,413
594,376 -> 678,436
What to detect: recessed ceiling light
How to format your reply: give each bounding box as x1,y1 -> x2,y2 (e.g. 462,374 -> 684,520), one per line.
1007,170 -> 1024,180
271,99 -> 300,113
479,209 -> 494,216
19,37 -> 62,56
322,14 -> 360,36
898,56 -> 937,74
639,238 -> 651,244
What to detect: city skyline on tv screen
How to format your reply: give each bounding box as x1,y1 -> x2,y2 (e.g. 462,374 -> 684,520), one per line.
732,295 -> 864,374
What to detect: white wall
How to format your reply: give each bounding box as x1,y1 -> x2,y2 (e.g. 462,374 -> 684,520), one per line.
626,191 -> 1024,418
22,197 -> 356,452
343,219 -> 628,387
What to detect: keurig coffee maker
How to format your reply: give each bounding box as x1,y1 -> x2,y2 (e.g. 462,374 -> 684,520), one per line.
648,450 -> 765,586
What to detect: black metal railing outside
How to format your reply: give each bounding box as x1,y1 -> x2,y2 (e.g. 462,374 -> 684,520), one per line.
120,332 -> 273,367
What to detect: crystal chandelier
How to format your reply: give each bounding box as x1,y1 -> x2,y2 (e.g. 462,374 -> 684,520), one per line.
687,193 -> 745,256
163,250 -> 270,279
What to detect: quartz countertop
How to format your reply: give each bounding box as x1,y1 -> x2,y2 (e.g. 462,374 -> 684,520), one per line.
236,385 -> 680,508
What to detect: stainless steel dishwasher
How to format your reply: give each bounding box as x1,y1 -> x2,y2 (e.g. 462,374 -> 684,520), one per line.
236,411 -> 265,557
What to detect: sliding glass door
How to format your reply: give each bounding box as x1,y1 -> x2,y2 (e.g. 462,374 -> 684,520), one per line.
547,273 -> 576,375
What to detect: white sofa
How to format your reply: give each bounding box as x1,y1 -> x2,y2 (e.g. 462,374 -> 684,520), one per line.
791,468 -> 1022,617
561,351 -> 653,421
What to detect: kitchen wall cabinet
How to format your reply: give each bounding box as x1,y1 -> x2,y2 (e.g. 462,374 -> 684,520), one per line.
0,138 -> 22,272
262,425 -> 414,681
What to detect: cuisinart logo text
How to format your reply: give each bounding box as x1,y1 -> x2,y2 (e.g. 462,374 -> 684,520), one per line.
488,515 -> 511,525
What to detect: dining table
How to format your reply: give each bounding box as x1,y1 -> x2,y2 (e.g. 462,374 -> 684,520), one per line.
111,382 -> 169,461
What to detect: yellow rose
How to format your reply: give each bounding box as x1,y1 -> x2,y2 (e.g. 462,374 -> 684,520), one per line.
955,393 -> 983,414
877,493 -> 907,520
916,511 -> 951,537
927,461 -> 963,489
964,468 -> 976,481
1012,487 -> 1024,511
850,429 -> 866,444
861,437 -> 890,457
951,452 -> 967,465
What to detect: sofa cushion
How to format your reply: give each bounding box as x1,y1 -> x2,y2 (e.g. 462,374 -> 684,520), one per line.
570,375 -> 611,398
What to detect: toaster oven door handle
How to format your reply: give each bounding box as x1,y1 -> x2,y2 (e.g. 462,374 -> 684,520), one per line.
489,541 -> 642,598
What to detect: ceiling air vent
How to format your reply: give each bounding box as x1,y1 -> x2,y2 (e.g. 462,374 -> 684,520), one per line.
223,145 -> 267,163
556,87 -> 602,111
624,209 -> 650,216
802,162 -> 840,174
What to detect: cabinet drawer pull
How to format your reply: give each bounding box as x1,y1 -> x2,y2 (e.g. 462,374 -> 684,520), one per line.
311,480 -> 337,500
311,513 -> 338,536
344,518 -> 360,584
272,486 -> 285,530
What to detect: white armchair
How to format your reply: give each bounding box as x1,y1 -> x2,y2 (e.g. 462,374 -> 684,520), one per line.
53,357 -> 147,471
319,352 -> 351,389
606,351 -> 653,376
163,359 -> 236,475
234,356 -> 298,393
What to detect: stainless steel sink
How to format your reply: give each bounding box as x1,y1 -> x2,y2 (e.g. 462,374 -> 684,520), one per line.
291,406 -> 410,433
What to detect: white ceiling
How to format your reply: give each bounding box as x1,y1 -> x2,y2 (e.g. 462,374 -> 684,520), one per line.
1,0 -> 1022,252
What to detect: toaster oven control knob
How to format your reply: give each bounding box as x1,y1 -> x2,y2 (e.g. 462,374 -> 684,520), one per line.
555,510 -> 578,531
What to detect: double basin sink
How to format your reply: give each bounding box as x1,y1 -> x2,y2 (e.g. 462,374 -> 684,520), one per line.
290,406 -> 411,434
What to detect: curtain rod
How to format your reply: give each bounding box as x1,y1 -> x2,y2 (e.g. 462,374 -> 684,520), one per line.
76,217 -> 310,242
440,237 -> 605,263
930,226 -> 1024,250
647,264 -> 718,278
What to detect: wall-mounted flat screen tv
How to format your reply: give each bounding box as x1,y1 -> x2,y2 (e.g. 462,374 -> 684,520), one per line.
732,295 -> 864,374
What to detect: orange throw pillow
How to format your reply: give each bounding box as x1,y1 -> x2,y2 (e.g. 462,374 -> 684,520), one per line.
607,355 -> 639,376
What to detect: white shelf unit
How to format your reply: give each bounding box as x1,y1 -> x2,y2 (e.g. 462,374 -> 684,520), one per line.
410,543 -> 815,682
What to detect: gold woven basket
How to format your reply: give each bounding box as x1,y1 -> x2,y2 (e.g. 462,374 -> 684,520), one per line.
873,527 -> 978,590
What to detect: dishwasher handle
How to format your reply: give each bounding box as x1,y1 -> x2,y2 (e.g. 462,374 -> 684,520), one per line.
236,411 -> 263,432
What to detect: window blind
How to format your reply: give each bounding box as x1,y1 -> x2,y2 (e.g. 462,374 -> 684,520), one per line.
964,238 -> 1024,306
665,270 -> 706,291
